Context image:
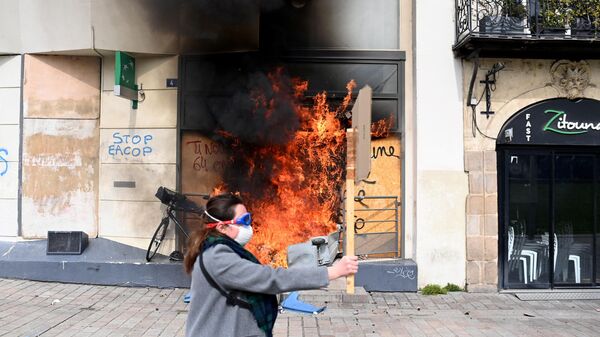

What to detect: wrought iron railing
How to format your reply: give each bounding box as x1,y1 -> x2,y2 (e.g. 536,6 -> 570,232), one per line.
456,0 -> 600,45
344,194 -> 401,257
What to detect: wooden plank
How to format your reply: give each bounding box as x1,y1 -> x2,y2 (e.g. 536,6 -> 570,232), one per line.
352,85 -> 372,183
355,136 -> 402,255
346,128 -> 355,294
180,132 -> 228,195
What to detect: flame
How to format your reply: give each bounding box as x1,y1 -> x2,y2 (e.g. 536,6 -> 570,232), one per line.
371,117 -> 394,139
210,72 -> 389,267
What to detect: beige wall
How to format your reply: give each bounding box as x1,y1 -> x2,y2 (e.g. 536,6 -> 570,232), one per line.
98,55 -> 178,252
415,0 -> 467,288
462,58 -> 600,291
0,55 -> 21,237
20,55 -> 100,238
0,0 -> 21,54
19,0 -> 93,54
0,0 -> 259,55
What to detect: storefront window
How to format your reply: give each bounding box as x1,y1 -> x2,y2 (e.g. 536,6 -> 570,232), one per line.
498,98 -> 600,289
554,154 -> 595,285
505,152 -> 551,287
502,151 -> 599,288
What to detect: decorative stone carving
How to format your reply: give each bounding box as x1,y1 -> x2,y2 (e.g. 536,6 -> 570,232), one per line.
550,60 -> 590,99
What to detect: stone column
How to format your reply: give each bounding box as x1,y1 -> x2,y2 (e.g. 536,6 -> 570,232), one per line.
465,149 -> 498,292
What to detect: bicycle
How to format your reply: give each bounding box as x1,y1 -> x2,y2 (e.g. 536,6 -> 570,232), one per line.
146,186 -> 206,262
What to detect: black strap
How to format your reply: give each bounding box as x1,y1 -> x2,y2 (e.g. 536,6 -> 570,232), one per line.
199,252 -> 252,309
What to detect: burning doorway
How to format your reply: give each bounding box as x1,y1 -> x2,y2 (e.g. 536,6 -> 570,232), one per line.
179,51 -> 405,266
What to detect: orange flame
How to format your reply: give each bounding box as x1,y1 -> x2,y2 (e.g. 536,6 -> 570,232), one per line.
243,80 -> 355,266
371,117 -> 394,139
211,73 -> 391,267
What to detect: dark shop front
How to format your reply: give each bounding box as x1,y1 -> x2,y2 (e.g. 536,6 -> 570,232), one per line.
498,98 -> 600,289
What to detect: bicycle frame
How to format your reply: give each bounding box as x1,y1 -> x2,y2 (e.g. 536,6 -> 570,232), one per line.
165,205 -> 191,240
147,187 -> 206,261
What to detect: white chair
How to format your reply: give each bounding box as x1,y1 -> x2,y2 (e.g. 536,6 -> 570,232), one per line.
553,233 -> 581,283
508,226 -> 531,284
520,248 -> 538,281
569,255 -> 581,283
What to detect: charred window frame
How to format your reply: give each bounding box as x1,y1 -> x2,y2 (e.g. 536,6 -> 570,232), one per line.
176,50 -> 406,252
178,50 -> 405,133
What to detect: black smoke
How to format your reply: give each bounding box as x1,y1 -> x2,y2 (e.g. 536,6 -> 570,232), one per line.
206,66 -> 303,199
207,68 -> 300,146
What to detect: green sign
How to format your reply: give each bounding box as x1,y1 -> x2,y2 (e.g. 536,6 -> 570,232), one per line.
114,51 -> 138,108
543,109 -> 599,135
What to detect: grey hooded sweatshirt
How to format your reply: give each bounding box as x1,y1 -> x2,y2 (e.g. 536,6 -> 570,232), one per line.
185,244 -> 329,337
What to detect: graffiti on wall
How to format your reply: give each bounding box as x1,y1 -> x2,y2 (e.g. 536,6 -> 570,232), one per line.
371,144 -> 400,160
180,133 -> 231,197
186,139 -> 229,173
107,132 -> 153,157
0,148 -> 8,176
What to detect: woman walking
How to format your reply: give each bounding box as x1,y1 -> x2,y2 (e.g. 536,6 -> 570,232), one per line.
184,193 -> 358,337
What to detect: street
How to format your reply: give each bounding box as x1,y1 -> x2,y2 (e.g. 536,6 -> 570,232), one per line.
1,278 -> 600,337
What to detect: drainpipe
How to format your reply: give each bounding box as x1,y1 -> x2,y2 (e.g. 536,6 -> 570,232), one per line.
91,25 -> 103,239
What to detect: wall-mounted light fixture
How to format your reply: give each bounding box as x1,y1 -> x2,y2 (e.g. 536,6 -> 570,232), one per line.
465,51 -> 501,140
479,62 -> 505,118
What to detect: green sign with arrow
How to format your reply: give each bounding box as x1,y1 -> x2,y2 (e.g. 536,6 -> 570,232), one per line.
114,51 -> 138,109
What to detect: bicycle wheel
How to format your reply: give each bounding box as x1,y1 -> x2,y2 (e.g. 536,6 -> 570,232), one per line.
146,217 -> 169,262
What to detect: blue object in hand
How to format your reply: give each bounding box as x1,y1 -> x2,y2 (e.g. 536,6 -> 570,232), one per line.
281,291 -> 326,314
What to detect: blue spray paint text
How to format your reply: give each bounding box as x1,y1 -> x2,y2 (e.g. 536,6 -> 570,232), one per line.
108,132 -> 153,157
0,148 -> 8,176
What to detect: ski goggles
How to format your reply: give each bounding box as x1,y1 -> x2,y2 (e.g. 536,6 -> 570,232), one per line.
205,212 -> 252,228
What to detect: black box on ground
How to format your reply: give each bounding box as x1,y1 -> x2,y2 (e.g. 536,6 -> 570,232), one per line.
47,231 -> 89,255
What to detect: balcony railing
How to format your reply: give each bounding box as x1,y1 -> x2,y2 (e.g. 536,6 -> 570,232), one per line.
455,0 -> 600,57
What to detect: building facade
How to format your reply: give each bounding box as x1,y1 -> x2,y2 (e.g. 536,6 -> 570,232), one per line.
0,0 -> 520,291
455,0 -> 600,291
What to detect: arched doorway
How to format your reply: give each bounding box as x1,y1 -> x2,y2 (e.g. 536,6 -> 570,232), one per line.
497,98 -> 600,289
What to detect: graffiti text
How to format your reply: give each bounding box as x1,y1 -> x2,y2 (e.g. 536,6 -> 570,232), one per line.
0,148 -> 7,176
186,140 -> 229,172
108,132 -> 153,157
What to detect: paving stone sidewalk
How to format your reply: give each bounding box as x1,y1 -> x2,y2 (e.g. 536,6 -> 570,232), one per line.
1,278 -> 600,337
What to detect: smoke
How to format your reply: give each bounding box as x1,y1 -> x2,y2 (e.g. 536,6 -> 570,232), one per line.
208,68 -> 300,146
205,67 -> 303,199
185,0 -> 286,23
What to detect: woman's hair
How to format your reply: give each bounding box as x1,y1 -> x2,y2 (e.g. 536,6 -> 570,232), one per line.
184,193 -> 244,274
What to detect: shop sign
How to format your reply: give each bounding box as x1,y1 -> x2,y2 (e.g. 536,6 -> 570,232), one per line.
542,109 -> 600,135
114,51 -> 138,108
498,98 -> 600,146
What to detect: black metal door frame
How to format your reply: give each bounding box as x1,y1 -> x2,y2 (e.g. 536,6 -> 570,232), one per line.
498,145 -> 600,289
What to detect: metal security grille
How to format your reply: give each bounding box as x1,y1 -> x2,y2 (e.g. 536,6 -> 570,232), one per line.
347,194 -> 401,257
513,291 -> 600,300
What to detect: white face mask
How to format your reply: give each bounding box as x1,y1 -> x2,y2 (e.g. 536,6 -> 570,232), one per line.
234,225 -> 253,247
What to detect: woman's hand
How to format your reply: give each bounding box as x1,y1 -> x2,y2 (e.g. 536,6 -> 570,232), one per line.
327,256 -> 359,280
